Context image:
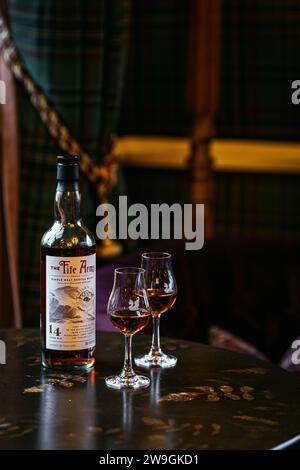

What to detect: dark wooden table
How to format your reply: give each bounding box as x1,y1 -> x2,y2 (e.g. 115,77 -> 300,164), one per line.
0,329 -> 300,450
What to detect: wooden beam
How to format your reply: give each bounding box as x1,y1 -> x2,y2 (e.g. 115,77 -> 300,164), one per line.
187,0 -> 221,238
116,136 -> 300,174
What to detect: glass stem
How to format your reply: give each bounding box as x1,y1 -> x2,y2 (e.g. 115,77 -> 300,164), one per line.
122,335 -> 134,378
151,315 -> 161,355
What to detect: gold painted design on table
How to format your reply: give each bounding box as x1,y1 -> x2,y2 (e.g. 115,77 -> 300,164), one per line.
23,372 -> 88,393
0,417 -> 34,439
23,384 -> 54,393
192,423 -> 203,436
211,423 -> 221,435
233,415 -> 278,426
264,390 -> 274,400
159,392 -> 201,402
223,368 -> 267,375
88,426 -> 103,433
14,335 -> 39,348
142,417 -> 165,426
160,384 -> 257,402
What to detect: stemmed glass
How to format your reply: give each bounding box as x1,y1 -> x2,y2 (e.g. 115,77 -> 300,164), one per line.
134,252 -> 177,368
105,267 -> 151,390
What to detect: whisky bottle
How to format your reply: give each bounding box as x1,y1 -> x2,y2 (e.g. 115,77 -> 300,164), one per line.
41,155 -> 96,370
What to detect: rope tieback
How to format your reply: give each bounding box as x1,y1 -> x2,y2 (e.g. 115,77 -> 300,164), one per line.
0,17 -> 117,200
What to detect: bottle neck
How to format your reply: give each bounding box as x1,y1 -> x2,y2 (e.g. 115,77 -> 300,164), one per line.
54,180 -> 81,224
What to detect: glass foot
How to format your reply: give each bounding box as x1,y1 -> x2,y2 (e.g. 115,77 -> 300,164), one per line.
134,350 -> 177,369
105,373 -> 150,390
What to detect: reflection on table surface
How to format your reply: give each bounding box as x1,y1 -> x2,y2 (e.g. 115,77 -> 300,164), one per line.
0,330 -> 300,450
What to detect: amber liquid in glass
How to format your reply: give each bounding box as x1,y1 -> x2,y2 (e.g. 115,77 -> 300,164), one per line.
110,308 -> 151,335
146,289 -> 177,316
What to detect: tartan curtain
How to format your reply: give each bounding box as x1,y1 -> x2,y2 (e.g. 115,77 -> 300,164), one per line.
119,0 -> 300,140
218,0 -> 300,140
119,0 -> 190,136
6,0 -> 131,325
216,172 -> 300,240
118,0 -> 300,241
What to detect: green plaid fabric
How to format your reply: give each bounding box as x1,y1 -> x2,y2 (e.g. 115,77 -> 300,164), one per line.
119,0 -> 190,136
218,0 -> 300,140
118,0 -> 300,241
119,0 -> 300,140
216,172 -> 300,239
7,0 -> 131,325
123,166 -> 300,240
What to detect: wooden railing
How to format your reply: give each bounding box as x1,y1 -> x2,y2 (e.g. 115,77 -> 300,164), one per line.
116,136 -> 300,174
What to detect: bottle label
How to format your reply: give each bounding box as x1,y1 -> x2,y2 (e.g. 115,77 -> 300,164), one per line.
46,254 -> 96,351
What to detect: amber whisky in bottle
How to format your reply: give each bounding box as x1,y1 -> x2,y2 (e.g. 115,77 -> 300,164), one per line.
41,155 -> 96,370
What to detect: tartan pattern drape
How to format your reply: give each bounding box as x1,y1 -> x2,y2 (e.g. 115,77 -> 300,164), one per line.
218,0 -> 300,140
118,0 -> 300,241
120,0 -> 300,140
6,0 -> 131,325
216,172 -> 300,240
119,0 -> 190,136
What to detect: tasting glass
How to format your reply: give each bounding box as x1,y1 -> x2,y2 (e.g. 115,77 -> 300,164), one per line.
134,253 -> 177,368
105,267 -> 151,390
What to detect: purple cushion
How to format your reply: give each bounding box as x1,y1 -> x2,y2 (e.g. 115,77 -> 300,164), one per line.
279,336 -> 300,375
209,325 -> 269,361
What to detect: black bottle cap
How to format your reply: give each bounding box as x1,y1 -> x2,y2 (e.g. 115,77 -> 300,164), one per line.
57,155 -> 79,181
